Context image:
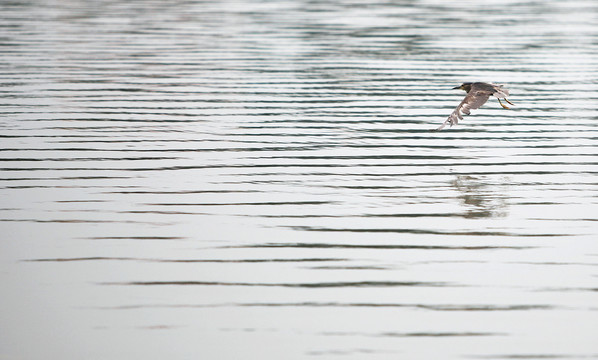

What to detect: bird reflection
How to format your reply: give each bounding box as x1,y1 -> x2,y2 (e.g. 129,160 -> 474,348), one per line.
451,175 -> 509,218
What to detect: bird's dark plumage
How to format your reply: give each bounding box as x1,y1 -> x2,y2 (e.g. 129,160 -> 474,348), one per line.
436,82 -> 513,130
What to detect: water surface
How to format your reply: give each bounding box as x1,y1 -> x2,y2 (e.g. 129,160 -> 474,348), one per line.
1,0 -> 598,359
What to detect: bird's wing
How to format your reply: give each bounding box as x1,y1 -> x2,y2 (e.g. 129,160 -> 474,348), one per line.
436,90 -> 492,130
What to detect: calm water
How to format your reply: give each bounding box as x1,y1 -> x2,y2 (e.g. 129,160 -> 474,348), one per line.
1,0 -> 598,359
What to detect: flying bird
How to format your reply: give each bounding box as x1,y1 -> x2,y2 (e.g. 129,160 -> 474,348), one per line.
436,82 -> 514,130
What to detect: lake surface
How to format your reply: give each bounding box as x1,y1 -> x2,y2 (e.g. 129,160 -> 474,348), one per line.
1,0 -> 597,359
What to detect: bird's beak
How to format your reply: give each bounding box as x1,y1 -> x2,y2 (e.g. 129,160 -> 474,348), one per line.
452,85 -> 461,89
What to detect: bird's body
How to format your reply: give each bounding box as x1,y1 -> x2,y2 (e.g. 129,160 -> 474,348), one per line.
436,82 -> 514,130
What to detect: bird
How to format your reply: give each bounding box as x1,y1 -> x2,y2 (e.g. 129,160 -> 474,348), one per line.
436,82 -> 514,130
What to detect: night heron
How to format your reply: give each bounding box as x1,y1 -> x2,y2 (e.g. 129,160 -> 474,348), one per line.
436,82 -> 514,130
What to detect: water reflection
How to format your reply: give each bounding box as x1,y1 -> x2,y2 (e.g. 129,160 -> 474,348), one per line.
452,175 -> 509,218
1,0 -> 598,359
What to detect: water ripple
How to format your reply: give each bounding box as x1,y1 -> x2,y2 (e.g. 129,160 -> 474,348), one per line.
2,0 -> 598,359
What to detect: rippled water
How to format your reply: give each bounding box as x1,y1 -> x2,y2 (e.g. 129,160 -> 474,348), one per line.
1,0 -> 598,359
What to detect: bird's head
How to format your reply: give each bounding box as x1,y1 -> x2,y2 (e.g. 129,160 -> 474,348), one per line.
453,82 -> 473,92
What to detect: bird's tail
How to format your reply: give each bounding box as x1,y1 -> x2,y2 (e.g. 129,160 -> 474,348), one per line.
494,84 -> 509,98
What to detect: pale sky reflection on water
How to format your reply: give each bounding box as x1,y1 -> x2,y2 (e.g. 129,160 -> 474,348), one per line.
1,0 -> 598,359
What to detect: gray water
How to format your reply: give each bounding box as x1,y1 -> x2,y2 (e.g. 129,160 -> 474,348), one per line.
1,0 -> 598,359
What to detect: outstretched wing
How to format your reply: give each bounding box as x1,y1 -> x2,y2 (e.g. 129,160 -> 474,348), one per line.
436,90 -> 492,130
